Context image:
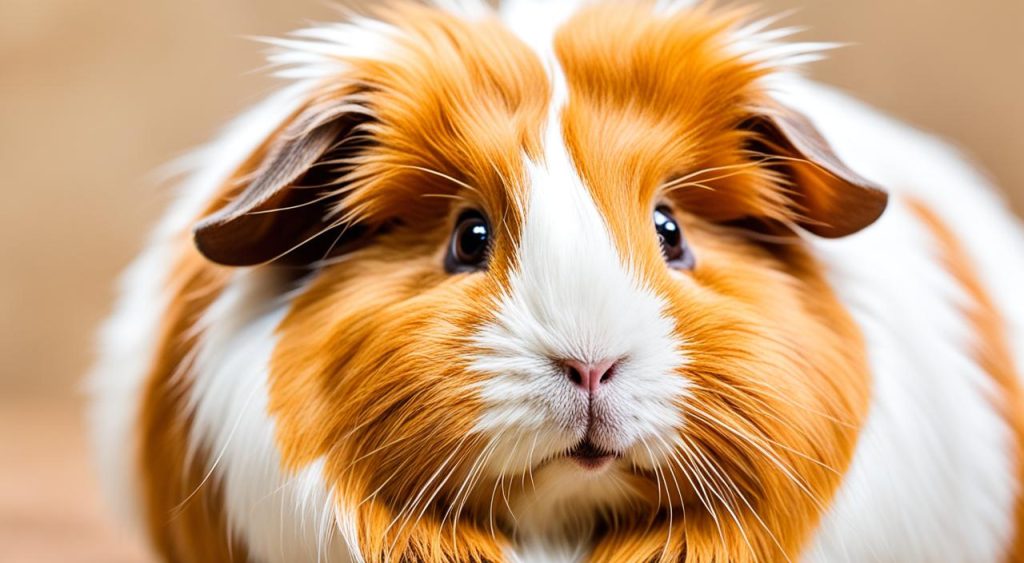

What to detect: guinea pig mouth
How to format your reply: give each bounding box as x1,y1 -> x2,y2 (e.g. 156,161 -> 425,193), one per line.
564,439 -> 618,470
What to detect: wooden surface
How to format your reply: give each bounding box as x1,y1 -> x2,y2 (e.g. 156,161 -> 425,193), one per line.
0,397 -> 152,561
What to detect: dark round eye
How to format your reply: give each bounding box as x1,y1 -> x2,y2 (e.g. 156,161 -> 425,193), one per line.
445,210 -> 491,273
654,206 -> 694,269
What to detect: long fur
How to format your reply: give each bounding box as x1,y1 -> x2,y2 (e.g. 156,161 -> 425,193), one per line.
89,1 -> 1024,561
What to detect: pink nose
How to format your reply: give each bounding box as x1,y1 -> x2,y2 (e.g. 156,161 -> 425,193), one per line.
564,359 -> 618,394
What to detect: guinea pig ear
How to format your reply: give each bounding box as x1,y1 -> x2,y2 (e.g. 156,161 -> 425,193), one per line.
193,106 -> 367,267
742,102 -> 888,238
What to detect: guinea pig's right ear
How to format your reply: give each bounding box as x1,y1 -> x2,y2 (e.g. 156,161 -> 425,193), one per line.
735,102 -> 889,239
193,103 -> 367,267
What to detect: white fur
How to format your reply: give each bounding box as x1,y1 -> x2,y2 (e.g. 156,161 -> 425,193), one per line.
264,17 -> 402,80
189,269 -> 348,562
728,15 -> 838,69
432,0 -> 492,20
501,0 -> 584,55
806,199 -> 1015,562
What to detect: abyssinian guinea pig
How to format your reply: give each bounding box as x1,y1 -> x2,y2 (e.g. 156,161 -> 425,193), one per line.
88,0 -> 1024,561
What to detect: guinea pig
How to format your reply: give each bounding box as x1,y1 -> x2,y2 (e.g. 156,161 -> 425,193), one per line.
88,0 -> 1024,561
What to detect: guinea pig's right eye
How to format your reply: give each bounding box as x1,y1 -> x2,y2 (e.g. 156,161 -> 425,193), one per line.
654,206 -> 695,270
445,210 -> 491,273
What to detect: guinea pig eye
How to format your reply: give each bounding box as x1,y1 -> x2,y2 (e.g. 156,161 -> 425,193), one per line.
654,206 -> 695,270
445,210 -> 491,273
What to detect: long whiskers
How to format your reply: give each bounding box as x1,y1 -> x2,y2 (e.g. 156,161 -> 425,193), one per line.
673,434 -> 759,562
679,433 -> 791,563
685,404 -> 829,512
386,435 -> 474,556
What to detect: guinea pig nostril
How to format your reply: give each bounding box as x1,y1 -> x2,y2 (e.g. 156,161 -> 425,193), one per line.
567,365 -> 584,387
599,364 -> 615,384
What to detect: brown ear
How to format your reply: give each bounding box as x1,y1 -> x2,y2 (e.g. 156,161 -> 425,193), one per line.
193,106 -> 367,267
744,102 -> 888,238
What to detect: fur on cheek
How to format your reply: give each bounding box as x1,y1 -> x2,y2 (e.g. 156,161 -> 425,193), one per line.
267,253 -> 516,560
622,228 -> 872,562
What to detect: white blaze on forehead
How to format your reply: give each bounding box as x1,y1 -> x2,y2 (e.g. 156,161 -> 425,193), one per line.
476,118 -> 682,369
501,0 -> 583,55
471,3 -> 687,447
469,15 -> 688,543
470,109 -> 687,437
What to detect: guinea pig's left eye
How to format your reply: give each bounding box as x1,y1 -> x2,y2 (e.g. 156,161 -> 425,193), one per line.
445,210 -> 491,273
654,206 -> 695,270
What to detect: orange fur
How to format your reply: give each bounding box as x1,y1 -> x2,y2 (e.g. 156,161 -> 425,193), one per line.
319,2 -> 549,238
557,3 -> 785,229
137,248 -> 238,562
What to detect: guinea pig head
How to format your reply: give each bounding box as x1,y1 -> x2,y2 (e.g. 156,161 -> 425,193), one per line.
192,3 -> 882,560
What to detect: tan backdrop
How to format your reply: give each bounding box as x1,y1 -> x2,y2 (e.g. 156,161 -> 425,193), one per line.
1,1 -> 1021,560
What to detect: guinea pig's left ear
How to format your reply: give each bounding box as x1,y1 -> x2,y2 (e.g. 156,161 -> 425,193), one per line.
744,102 -> 888,238
193,103 -> 367,267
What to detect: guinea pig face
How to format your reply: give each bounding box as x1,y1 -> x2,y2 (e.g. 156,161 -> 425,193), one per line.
194,2 -> 885,556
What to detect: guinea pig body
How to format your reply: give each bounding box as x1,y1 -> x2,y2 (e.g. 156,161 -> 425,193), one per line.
89,1 -> 1024,561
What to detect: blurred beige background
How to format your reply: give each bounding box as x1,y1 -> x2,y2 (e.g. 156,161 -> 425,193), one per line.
1,0 -> 1021,560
